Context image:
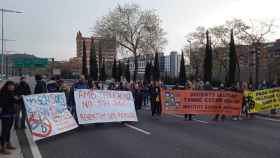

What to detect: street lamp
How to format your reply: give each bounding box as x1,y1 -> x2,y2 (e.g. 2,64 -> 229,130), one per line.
187,40 -> 192,76
1,8 -> 23,78
2,39 -> 16,77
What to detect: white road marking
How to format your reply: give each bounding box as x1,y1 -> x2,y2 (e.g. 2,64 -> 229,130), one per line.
168,114 -> 209,124
168,114 -> 184,118
192,119 -> 209,124
124,123 -> 151,135
256,116 -> 280,122
25,128 -> 42,158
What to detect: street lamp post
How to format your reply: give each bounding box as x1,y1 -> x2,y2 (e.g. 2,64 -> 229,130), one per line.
1,8 -> 23,78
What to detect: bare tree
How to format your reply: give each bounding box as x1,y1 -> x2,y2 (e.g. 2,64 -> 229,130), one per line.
186,18 -> 275,82
142,10 -> 167,54
186,26 -> 206,48
240,19 -> 275,83
94,3 -> 167,81
186,26 -> 206,79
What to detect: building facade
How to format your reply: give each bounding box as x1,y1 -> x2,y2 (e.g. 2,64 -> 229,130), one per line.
164,56 -> 171,76
76,31 -> 117,74
120,51 -> 185,80
169,51 -> 181,78
189,39 -> 280,83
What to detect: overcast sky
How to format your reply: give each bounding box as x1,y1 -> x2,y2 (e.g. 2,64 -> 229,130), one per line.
1,0 -> 280,60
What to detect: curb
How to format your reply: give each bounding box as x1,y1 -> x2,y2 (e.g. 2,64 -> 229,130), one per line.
255,113 -> 280,119
12,129 -> 24,158
16,123 -> 42,158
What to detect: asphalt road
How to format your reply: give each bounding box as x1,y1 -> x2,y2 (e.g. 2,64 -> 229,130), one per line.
35,110 -> 280,158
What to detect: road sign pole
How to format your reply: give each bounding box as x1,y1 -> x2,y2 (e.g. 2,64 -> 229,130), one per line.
1,10 -> 4,78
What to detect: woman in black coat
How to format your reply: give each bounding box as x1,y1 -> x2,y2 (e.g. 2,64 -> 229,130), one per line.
150,82 -> 161,117
0,81 -> 19,155
132,84 -> 143,111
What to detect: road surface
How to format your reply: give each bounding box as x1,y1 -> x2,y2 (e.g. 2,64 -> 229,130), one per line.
29,110 -> 280,158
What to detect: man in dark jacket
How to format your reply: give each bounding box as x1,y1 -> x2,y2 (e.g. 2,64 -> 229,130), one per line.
15,77 -> 31,129
69,75 -> 89,122
34,75 -> 47,94
132,83 -> 143,111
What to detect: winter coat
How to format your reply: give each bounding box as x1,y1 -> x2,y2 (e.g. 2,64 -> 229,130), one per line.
16,81 -> 32,105
0,91 -> 18,118
34,80 -> 47,94
16,81 -> 31,96
47,80 -> 60,93
133,89 -> 143,110
69,81 -> 89,109
151,86 -> 161,104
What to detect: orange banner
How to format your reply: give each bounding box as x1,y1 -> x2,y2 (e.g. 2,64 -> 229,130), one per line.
161,89 -> 243,116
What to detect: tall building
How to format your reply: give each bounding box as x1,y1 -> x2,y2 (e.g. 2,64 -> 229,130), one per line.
164,56 -> 171,76
120,52 -> 165,80
159,53 -> 165,73
76,31 -> 117,74
169,51 -> 181,77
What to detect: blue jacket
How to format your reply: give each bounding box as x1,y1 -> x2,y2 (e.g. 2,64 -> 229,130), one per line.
68,81 -> 89,109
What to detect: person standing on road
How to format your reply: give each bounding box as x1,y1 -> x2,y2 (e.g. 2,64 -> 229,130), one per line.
34,75 -> 47,94
151,81 -> 161,117
0,81 -> 19,155
132,83 -> 143,111
15,77 -> 31,129
184,80 -> 194,121
143,83 -> 150,108
69,75 -> 89,122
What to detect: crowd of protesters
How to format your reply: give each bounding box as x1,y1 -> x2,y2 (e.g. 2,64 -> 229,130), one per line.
67,75 -> 163,120
0,73 -> 279,155
0,75 -> 67,155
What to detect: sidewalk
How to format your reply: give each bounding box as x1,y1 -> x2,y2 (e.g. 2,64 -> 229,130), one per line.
0,122 -> 23,158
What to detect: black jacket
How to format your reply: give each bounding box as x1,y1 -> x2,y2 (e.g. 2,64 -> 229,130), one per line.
16,81 -> 31,96
0,91 -> 18,117
133,89 -> 143,110
151,86 -> 161,104
34,80 -> 47,94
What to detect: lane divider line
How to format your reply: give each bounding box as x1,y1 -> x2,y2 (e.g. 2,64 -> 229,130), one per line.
24,128 -> 42,158
192,119 -> 209,124
124,123 -> 151,135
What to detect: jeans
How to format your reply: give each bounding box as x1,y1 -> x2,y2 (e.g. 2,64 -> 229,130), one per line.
1,117 -> 14,146
144,95 -> 150,106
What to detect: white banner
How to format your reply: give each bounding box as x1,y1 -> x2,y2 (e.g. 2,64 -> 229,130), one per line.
75,90 -> 138,124
23,93 -> 78,141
